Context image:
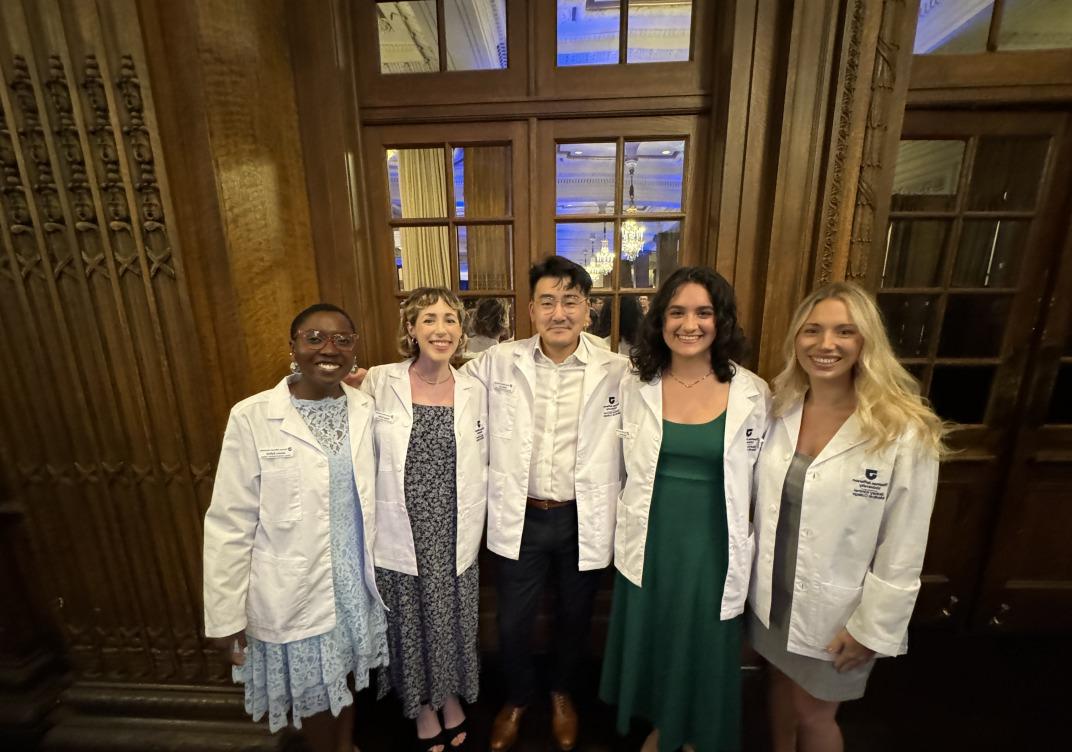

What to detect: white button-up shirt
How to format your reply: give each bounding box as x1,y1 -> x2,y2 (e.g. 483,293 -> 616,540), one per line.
527,337 -> 588,501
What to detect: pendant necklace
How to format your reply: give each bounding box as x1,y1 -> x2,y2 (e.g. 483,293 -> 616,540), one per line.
667,369 -> 713,389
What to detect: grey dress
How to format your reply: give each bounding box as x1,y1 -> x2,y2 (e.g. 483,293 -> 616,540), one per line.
748,452 -> 876,702
375,404 -> 481,718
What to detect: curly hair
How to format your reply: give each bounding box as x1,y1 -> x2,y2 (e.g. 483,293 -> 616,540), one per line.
472,297 -> 507,339
631,266 -> 748,383
397,287 -> 468,367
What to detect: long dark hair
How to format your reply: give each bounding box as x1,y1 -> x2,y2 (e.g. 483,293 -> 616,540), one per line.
631,266 -> 748,383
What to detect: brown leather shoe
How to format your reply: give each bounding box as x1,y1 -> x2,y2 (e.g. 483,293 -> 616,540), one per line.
489,704 -> 525,752
550,692 -> 578,751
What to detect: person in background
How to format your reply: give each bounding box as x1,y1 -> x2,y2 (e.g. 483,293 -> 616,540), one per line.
616,296 -> 643,356
362,287 -> 487,752
203,304 -> 388,752
464,256 -> 629,752
749,282 -> 946,752
467,297 -> 509,355
601,267 -> 770,752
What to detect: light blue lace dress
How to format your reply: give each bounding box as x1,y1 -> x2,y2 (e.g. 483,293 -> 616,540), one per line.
234,394 -> 389,732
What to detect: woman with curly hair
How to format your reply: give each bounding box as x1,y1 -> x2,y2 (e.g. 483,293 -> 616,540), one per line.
748,282 -> 946,752
600,267 -> 771,752
361,288 -> 488,752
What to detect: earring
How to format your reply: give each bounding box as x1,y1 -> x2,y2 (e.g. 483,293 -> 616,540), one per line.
290,357 -> 300,375
350,362 -> 359,375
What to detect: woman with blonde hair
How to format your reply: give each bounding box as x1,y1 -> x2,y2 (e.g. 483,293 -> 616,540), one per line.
361,288 -> 488,752
748,282 -> 947,752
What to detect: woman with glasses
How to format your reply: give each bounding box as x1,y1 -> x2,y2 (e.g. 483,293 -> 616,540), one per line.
203,303 -> 388,752
361,288 -> 488,752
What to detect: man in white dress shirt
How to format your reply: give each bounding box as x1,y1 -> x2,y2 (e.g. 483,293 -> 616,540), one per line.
465,257 -> 628,751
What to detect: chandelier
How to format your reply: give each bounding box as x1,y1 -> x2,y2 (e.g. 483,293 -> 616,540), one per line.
585,225 -> 613,280
620,160 -> 646,262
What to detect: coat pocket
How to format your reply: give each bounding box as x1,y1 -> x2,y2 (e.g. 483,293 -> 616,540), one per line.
259,467 -> 302,522
810,580 -> 864,649
247,549 -> 308,633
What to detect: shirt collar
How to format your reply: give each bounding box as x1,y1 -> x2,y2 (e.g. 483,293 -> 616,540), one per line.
534,333 -> 589,366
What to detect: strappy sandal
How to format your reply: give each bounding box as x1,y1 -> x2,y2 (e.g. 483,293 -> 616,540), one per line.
443,717 -> 469,751
416,730 -> 445,752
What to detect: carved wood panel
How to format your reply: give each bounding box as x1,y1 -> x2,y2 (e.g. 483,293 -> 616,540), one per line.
0,0 -> 226,686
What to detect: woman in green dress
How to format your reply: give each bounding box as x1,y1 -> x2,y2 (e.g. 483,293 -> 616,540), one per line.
601,267 -> 770,752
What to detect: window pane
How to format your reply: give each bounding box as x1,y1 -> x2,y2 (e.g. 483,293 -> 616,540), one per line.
878,293 -> 939,359
882,220 -> 951,288
967,137 -> 1049,211
904,363 -> 929,389
622,140 -> 685,213
890,140 -> 965,211
937,294 -> 1012,358
556,142 -> 617,215
627,1 -> 692,63
557,221 -> 613,289
394,225 -> 450,290
930,366 -> 994,424
913,1 -> 993,54
620,220 -> 681,290
557,0 -> 620,66
997,0 -> 1072,51
388,148 -> 448,218
454,145 -> 511,218
1046,364 -> 1072,424
377,2 -> 440,74
463,296 -> 513,355
459,224 -> 512,290
445,0 -> 508,70
953,220 -> 1028,288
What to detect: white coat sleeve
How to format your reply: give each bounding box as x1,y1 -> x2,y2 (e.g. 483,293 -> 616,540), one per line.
846,436 -> 939,656
751,380 -> 773,517
461,348 -> 491,386
202,409 -> 261,638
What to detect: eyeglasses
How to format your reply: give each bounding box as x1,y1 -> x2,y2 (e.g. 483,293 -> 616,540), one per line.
536,295 -> 586,314
294,329 -> 358,351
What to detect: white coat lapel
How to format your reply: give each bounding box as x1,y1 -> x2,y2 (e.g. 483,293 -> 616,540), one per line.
388,361 -> 414,419
724,368 -> 759,445
639,376 -> 662,423
783,400 -> 804,453
581,350 -> 610,411
270,377 -> 322,451
512,339 -> 537,401
342,382 -> 373,442
452,366 -> 471,434
813,412 -> 868,466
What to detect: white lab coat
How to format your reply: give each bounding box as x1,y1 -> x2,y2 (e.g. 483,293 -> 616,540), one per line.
203,376 -> 383,643
463,335 -> 630,570
614,364 -> 771,619
749,400 -> 940,659
360,360 -> 488,576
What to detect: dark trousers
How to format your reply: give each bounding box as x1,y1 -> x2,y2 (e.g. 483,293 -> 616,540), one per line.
495,503 -> 605,706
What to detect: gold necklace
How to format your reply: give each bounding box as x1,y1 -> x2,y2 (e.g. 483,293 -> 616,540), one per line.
667,369 -> 713,388
411,367 -> 452,385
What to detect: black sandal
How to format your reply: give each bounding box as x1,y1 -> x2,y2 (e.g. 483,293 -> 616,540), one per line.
443,718 -> 468,751
416,730 -> 445,752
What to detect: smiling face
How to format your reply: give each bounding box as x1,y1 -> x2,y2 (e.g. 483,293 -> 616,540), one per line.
662,282 -> 717,360
795,298 -> 864,386
407,297 -> 463,365
529,276 -> 588,354
290,310 -> 356,396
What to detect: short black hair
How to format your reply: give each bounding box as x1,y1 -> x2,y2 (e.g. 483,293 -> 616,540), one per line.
290,303 -> 357,339
631,266 -> 748,383
528,255 -> 593,296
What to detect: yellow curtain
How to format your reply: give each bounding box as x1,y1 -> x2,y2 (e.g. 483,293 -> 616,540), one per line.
398,148 -> 450,288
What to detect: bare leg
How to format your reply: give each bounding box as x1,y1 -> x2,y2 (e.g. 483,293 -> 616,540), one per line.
416,704 -> 444,752
441,694 -> 467,746
302,708 -> 343,752
641,728 -> 659,752
768,666 -> 799,752
336,703 -> 355,752
789,681 -> 842,752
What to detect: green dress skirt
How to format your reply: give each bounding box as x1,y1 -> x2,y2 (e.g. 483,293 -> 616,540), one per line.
600,414 -> 741,752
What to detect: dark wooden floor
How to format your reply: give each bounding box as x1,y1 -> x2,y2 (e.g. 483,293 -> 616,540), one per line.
312,631 -> 1068,752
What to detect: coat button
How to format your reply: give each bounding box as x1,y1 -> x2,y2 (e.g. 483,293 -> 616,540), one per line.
783,453 -> 791,461
768,504 -> 777,513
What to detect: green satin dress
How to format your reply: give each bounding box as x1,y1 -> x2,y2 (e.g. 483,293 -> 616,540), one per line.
600,414 -> 741,752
